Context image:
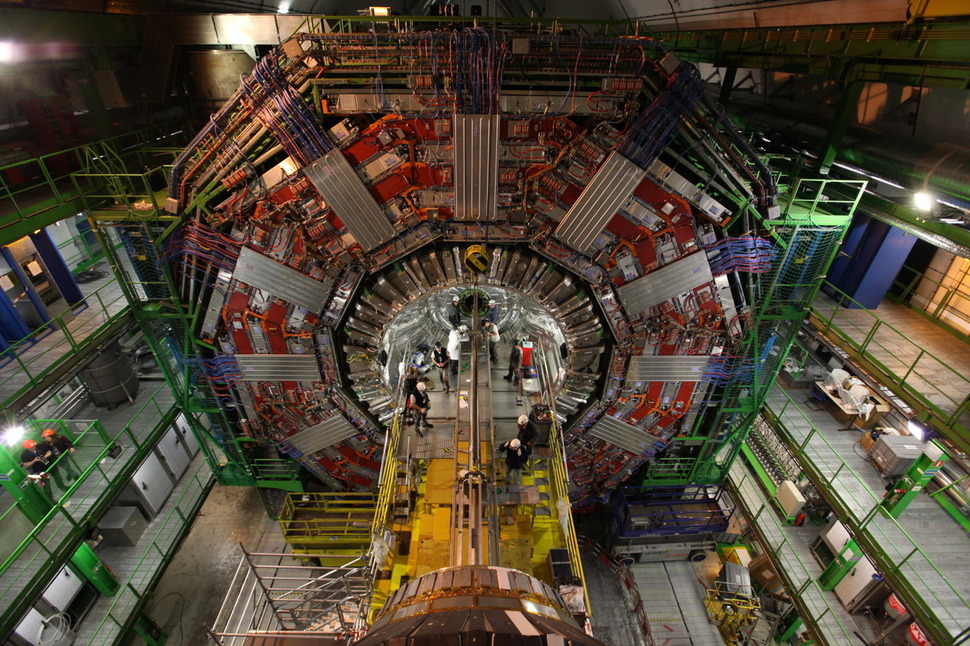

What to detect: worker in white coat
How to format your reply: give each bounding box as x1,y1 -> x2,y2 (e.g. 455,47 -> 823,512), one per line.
447,326 -> 464,385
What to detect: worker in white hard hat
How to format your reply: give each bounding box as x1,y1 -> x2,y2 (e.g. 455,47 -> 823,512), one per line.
516,414 -> 539,448
498,437 -> 527,486
516,413 -> 539,471
407,381 -> 433,436
485,298 -> 499,325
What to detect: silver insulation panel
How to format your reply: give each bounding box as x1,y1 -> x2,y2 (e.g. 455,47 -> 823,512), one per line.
627,355 -> 709,382
288,414 -> 358,456
199,268 -> 232,340
555,151 -> 645,253
235,354 -> 321,382
453,115 -> 499,220
305,149 -> 396,251
234,246 -> 331,313
618,251 -> 713,316
589,414 -> 654,455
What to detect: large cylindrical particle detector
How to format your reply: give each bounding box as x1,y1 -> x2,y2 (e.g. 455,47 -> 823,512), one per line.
353,565 -> 606,646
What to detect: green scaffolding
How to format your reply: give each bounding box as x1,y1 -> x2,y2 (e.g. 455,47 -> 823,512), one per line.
641,180 -> 859,487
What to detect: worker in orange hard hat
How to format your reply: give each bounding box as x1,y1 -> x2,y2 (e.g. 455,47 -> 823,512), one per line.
19,437 -> 55,499
41,428 -> 80,485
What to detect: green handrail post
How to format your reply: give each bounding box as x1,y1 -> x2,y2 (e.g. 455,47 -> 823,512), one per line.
901,348 -> 925,384
859,318 -> 880,355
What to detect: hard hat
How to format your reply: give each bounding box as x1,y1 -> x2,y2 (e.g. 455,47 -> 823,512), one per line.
23,439 -> 37,449
416,382 -> 426,391
489,299 -> 496,305
452,296 -> 459,302
41,428 -> 55,438
458,325 -> 468,333
509,438 -> 521,449
518,415 -> 529,425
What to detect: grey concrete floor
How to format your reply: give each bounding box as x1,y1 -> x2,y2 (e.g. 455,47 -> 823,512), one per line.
582,549 -> 649,646
129,484 -> 280,646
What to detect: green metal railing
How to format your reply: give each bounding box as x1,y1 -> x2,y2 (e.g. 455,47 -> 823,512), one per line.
728,462 -> 858,646
53,226 -> 107,274
764,386 -> 970,646
0,386 -> 180,632
0,125 -> 186,244
811,282 -> 970,449
0,279 -> 131,411
279,492 -> 377,552
780,178 -> 867,224
90,216 -> 265,488
76,461 -> 214,645
890,262 -> 970,343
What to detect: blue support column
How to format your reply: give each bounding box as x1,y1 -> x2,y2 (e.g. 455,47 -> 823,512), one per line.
30,229 -> 84,305
0,288 -> 31,343
1,247 -> 50,329
824,215 -> 917,309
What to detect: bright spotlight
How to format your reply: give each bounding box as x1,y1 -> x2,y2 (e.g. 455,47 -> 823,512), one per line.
3,425 -> 25,446
914,191 -> 935,212
907,420 -> 925,441
0,41 -> 17,63
278,1 -> 290,13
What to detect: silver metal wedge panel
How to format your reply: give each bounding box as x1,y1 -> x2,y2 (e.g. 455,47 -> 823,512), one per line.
234,246 -> 332,313
453,115 -> 500,220
627,355 -> 709,382
305,149 -> 396,251
288,414 -> 358,456
589,414 -> 653,455
235,354 -> 320,382
617,251 -> 713,317
555,151 -> 646,254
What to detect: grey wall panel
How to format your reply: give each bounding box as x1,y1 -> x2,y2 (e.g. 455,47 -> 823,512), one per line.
234,246 -> 331,313
617,251 -> 713,316
627,355 -> 709,382
589,414 -> 653,455
288,415 -> 358,456
305,149 -> 396,251
555,151 -> 645,253
453,115 -> 500,221
235,355 -> 320,382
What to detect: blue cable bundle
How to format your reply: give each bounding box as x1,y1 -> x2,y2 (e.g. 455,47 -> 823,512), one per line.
706,236 -> 777,276
243,52 -> 331,165
201,356 -> 243,384
164,220 -> 241,272
620,62 -> 704,168
702,354 -> 755,387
